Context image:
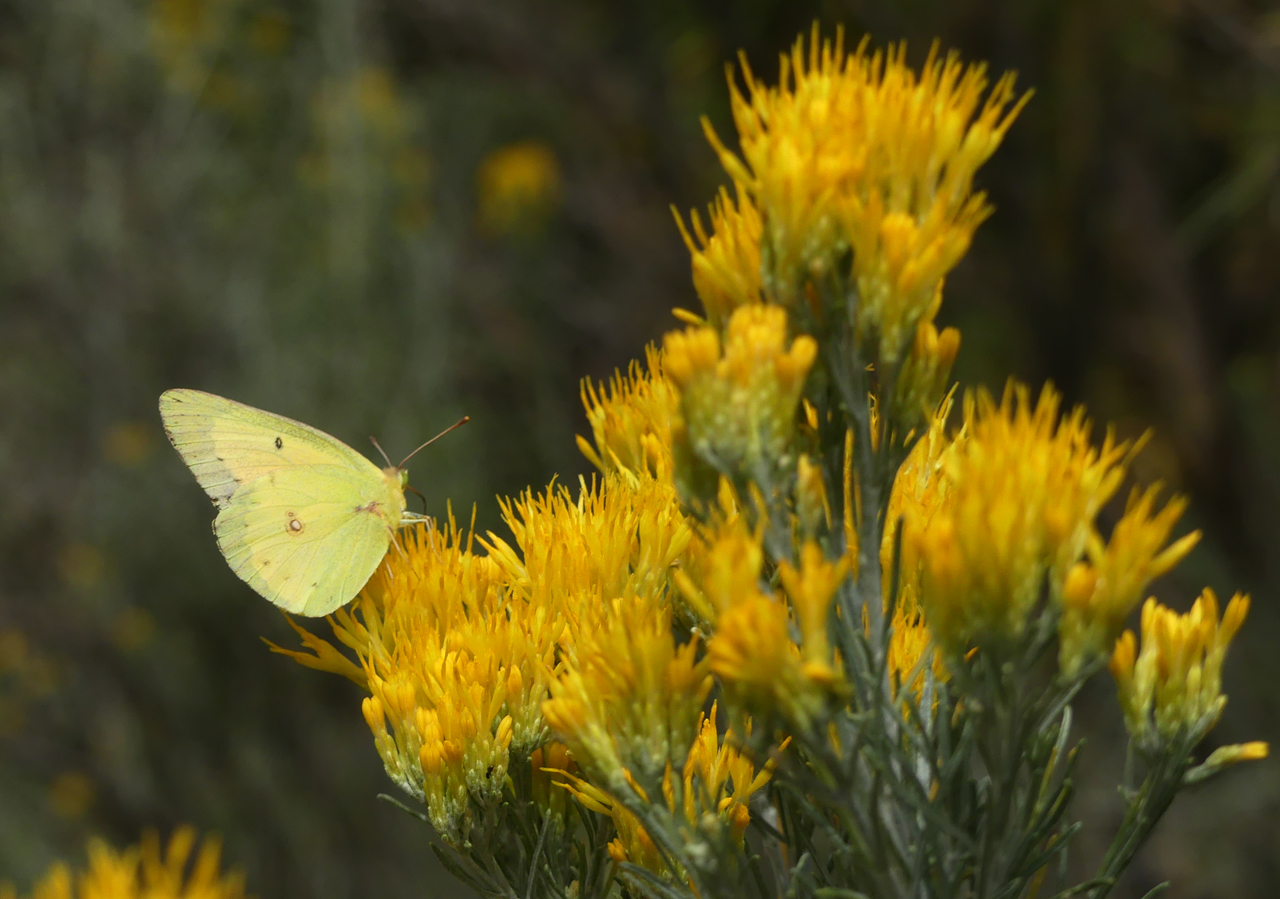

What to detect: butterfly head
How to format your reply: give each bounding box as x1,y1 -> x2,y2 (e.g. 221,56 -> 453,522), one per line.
378,465 -> 410,491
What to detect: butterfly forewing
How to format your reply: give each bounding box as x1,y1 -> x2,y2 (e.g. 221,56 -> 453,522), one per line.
160,388 -> 378,508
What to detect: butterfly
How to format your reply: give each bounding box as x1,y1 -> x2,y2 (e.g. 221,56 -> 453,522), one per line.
159,388 -> 466,616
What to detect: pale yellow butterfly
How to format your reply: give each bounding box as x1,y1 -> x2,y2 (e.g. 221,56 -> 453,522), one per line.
159,388 -> 466,616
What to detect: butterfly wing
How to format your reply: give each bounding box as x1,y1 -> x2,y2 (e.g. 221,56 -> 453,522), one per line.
160,388 -> 377,509
214,465 -> 398,616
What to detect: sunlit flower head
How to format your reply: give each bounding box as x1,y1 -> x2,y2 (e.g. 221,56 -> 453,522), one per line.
777,541 -> 849,677
477,140 -> 561,235
2,829 -> 246,899
673,496 -> 762,626
1110,590 -> 1255,753
704,26 -> 1028,361
487,473 -> 691,612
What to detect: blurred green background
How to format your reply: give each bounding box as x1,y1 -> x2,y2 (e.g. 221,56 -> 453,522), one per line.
1,0 -> 1278,896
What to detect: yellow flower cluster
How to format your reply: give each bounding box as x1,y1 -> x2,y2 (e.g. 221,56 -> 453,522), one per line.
1110,590 -> 1259,753
557,704 -> 779,875
664,304 -> 817,491
277,471 -> 692,845
2,829 -> 245,899
701,27 -> 1028,362
903,384 -> 1197,673
275,514 -> 532,844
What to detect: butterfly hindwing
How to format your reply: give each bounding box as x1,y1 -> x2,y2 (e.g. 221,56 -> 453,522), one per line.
214,465 -> 398,616
160,388 -> 377,508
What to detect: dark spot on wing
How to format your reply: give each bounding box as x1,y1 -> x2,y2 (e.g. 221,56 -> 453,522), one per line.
275,436 -> 283,449
286,512 -> 304,534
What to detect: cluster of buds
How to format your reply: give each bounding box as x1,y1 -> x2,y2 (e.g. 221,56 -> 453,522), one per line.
1110,590 -> 1254,756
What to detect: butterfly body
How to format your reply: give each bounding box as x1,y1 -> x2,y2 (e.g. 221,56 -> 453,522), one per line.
160,388 -> 415,616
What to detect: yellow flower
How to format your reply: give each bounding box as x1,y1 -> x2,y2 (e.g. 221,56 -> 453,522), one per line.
907,383 -> 1138,658
676,489 -> 845,729
1111,590 -> 1253,752
674,185 -> 765,328
279,472 -> 693,843
578,345 -> 679,484
681,704 -> 781,846
664,304 -> 817,493
704,26 -> 1028,361
1058,485 -> 1201,676
477,140 -> 561,235
556,771 -> 666,874
543,594 -> 712,791
2,828 -> 246,899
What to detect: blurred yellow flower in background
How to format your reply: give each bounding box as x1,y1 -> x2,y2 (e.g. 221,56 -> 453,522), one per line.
48,772 -> 94,820
1,829 -> 246,899
477,141 -> 562,236
102,422 -> 156,467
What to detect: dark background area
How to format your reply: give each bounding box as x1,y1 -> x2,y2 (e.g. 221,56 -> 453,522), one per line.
0,0 -> 1277,896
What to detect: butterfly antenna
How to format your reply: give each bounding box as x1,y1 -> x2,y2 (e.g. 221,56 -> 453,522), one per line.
398,416 -> 471,467
370,436 -> 394,468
